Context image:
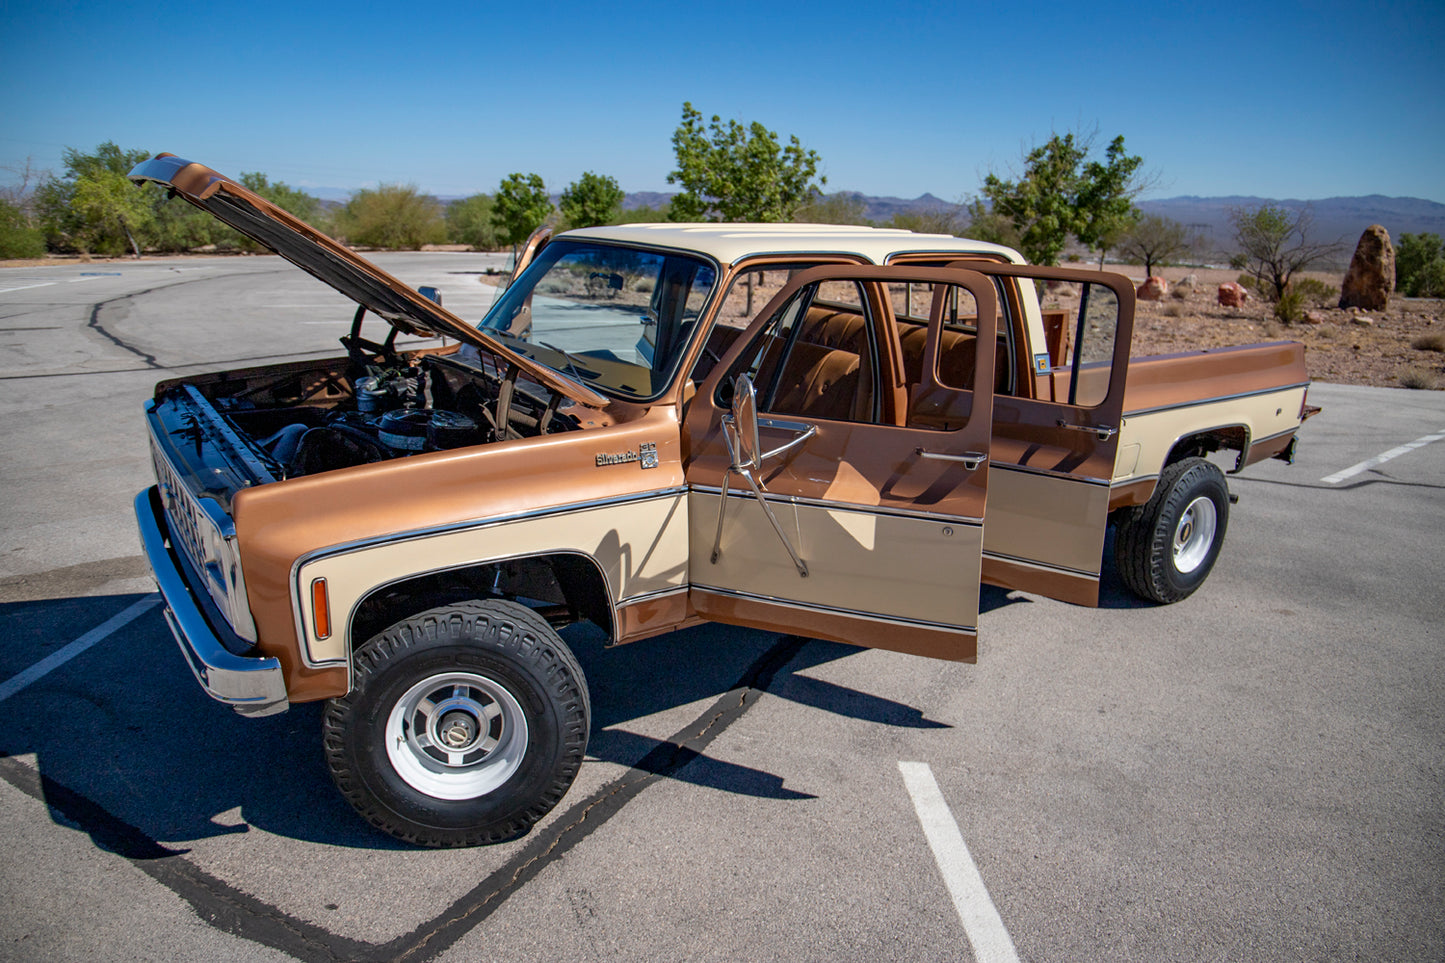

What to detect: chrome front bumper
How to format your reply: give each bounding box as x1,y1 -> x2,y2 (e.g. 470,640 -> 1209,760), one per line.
134,487 -> 289,717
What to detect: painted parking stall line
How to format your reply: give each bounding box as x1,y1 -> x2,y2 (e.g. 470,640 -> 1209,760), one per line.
0,596 -> 160,705
1320,428 -> 1445,484
899,761 -> 1020,963
0,282 -> 58,294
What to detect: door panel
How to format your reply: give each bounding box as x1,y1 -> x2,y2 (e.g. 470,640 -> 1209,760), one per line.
684,265 -> 998,661
944,262 -> 1135,605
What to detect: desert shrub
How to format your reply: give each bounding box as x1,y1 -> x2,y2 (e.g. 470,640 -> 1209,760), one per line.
1161,302 -> 1183,317
1398,366 -> 1438,389
1411,332 -> 1445,352
1290,277 -> 1336,304
1237,273 -> 1267,297
1409,260 -> 1445,298
0,199 -> 45,258
1396,233 -> 1445,297
337,184 -> 445,250
1274,288 -> 1306,323
446,194 -> 499,250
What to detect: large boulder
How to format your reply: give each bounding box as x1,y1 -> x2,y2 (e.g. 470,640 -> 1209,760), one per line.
1339,225 -> 1395,310
1172,274 -> 1200,298
1137,276 -> 1168,300
1218,281 -> 1250,307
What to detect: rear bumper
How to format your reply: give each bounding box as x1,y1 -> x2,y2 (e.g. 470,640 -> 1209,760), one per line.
134,487 -> 289,717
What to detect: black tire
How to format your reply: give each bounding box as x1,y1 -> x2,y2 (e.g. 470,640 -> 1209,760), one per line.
323,599 -> 589,848
1114,456 -> 1230,604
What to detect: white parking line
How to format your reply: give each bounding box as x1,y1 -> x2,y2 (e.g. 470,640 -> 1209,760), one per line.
0,596 -> 160,704
899,761 -> 1019,963
1320,428 -> 1445,484
0,282 -> 57,294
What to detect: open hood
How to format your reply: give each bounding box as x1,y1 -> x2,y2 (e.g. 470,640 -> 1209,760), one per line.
129,154 -> 607,407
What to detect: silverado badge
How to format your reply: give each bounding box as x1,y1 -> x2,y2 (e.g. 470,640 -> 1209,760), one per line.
596,441 -> 659,469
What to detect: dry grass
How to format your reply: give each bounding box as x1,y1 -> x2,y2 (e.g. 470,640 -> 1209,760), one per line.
1411,331 -> 1445,352
1398,366 -> 1439,389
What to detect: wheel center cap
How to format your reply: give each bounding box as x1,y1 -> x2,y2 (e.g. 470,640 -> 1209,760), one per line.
438,710 -> 478,749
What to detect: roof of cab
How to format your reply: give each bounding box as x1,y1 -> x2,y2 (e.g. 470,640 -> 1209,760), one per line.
562,222 -> 1027,267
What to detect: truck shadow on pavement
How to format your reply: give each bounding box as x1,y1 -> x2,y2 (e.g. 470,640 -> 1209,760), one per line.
0,592 -> 953,854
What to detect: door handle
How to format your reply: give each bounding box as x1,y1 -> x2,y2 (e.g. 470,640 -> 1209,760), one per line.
916,449 -> 987,471
1055,420 -> 1119,440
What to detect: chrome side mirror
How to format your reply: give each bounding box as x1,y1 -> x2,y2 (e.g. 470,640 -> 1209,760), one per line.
727,373 -> 761,472
713,372 -> 809,577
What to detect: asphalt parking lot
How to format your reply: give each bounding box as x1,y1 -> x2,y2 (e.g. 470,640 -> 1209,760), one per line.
1,255 -> 1442,962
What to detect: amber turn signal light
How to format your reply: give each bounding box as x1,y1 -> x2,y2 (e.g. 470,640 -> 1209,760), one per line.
311,578 -> 331,640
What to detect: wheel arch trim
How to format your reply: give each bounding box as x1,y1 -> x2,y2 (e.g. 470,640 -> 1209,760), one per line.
289,489 -> 688,674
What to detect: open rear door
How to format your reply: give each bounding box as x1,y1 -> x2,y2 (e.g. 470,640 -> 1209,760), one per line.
683,265 -> 998,662
950,262 -> 1135,606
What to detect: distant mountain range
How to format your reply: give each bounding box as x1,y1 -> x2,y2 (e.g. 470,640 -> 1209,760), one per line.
310,182 -> 1445,254
629,191 -> 1445,251
1134,195 -> 1445,250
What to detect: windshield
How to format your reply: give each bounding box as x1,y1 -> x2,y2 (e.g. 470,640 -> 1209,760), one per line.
476,240 -> 717,401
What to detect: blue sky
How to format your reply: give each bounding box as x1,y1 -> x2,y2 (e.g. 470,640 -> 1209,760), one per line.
3,0 -> 1442,203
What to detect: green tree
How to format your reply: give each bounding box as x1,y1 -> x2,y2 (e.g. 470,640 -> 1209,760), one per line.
559,171 -> 624,230
446,194 -> 499,250
150,197 -> 230,253
337,184 -> 445,250
225,172 -> 324,251
980,131 -> 1144,266
795,190 -> 871,225
667,102 -> 824,222
961,197 -> 1023,249
1228,204 -> 1340,300
1395,232 -> 1445,297
0,199 -> 45,258
35,141 -> 155,254
1118,214 -> 1193,277
240,172 -> 320,222
70,168 -> 154,256
1075,136 -> 1144,265
492,173 -> 553,252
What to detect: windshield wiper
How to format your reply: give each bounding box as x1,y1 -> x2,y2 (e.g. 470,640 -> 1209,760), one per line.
538,339 -> 587,382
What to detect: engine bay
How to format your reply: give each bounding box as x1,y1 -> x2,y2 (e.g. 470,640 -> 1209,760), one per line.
160,350 -> 584,485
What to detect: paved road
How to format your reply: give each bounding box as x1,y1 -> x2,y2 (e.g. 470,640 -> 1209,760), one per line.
1,255 -> 1441,962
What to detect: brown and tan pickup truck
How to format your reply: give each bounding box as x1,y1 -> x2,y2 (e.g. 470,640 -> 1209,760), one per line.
130,155 -> 1316,847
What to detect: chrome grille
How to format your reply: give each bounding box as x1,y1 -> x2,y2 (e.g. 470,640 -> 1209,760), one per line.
151,435 -> 207,574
